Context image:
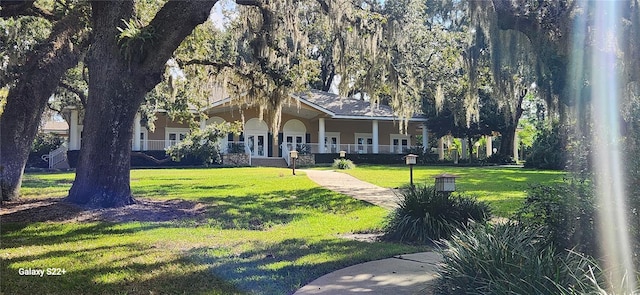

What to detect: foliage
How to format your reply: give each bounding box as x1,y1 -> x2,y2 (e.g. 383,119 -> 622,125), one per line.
485,153 -> 513,164
296,143 -> 312,155
165,122 -> 241,166
332,158 -> 355,170
383,185 -> 491,243
30,133 -> 64,155
524,122 -> 567,170
516,180 -> 598,257
116,18 -> 156,62
437,223 -> 606,295
226,142 -> 245,154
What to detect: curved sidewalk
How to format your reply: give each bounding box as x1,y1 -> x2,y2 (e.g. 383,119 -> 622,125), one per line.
296,170 -> 441,295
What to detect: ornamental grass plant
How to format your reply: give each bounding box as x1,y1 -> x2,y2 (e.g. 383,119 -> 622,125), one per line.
332,158 -> 355,169
382,184 -> 491,243
437,223 -> 607,295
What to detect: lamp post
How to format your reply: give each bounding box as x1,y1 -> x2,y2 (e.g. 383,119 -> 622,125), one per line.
290,150 -> 299,175
339,150 -> 346,158
405,154 -> 418,187
434,173 -> 458,195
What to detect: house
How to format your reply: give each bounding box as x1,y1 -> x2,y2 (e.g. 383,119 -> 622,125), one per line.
65,89 -> 429,166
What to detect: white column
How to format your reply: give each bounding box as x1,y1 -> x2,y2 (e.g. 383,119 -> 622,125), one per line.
372,120 -> 379,153
438,137 -> 445,160
200,117 -> 206,130
513,131 -> 520,162
133,113 -> 141,151
318,118 -> 326,153
486,135 -> 493,157
422,124 -> 428,153
69,109 -> 79,150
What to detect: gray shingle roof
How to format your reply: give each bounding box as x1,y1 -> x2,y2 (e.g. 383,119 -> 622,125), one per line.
296,89 -> 425,120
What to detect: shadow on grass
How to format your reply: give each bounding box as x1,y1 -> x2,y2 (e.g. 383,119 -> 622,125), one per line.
190,238 -> 420,295
194,187 -> 372,230
1,239 -> 244,295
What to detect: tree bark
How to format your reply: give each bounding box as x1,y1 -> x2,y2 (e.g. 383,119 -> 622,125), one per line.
66,1 -> 216,207
0,10 -> 87,201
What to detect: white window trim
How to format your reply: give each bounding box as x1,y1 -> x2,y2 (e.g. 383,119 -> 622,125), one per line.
165,127 -> 190,148
355,133 -> 373,154
390,134 -> 411,154
325,132 -> 340,153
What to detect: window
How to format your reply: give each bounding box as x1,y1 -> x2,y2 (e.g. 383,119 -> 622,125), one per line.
324,132 -> 340,153
355,133 -> 373,154
166,128 -> 189,148
391,135 -> 411,154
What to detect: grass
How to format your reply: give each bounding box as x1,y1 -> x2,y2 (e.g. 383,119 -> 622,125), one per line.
2,168 -> 424,295
335,165 -> 566,217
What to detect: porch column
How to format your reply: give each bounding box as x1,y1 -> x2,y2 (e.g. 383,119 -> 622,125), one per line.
486,135 -> 493,157
438,137 -> 444,160
318,118 -> 326,153
69,109 -> 79,150
200,117 -> 206,130
422,124 -> 428,153
133,113 -> 141,151
372,120 -> 379,153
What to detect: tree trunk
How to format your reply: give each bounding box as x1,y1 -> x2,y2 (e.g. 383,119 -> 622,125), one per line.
66,2 -> 141,207
0,11 -> 86,201
500,125 -> 516,159
66,1 -> 216,207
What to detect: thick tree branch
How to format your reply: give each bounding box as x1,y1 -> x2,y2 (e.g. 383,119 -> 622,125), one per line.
141,0 -> 218,77
58,81 -> 87,107
0,0 -> 56,21
178,59 -> 233,71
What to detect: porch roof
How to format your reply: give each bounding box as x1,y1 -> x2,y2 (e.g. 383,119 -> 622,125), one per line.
206,89 -> 427,122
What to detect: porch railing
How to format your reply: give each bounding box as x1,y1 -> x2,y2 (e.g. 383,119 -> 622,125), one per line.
42,142 -> 68,169
136,140 -> 411,155
281,143 -> 291,166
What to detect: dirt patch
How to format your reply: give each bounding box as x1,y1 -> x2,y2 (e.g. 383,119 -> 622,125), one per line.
1,198 -> 208,223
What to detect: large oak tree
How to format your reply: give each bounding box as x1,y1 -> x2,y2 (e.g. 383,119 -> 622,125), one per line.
66,1 -> 217,207
1,2 -> 89,201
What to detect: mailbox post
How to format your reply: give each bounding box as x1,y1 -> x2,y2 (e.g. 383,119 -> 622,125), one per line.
290,150 -> 299,175
405,154 -> 418,187
339,150 -> 346,158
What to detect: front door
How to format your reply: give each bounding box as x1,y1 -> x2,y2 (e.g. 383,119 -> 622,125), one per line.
248,134 -> 266,157
286,135 -> 304,151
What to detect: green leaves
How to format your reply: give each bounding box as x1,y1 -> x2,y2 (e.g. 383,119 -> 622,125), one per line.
116,18 -> 156,62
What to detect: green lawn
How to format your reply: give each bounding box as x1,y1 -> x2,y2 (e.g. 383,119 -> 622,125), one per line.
2,168 -> 424,295
337,165 -> 566,216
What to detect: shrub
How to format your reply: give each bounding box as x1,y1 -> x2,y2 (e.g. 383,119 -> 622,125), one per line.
332,158 -> 355,170
382,185 -> 491,243
515,180 -> 598,257
166,123 -> 241,166
524,122 -> 567,170
485,153 -> 513,164
31,133 -> 64,154
437,223 -> 605,295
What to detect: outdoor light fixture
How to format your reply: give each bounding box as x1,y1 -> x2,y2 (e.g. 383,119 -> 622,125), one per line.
339,150 -> 346,158
405,154 -> 418,187
290,150 -> 299,175
434,173 -> 458,193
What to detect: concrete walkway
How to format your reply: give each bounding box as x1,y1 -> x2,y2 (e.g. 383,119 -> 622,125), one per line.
296,170 -> 442,295
302,170 -> 399,210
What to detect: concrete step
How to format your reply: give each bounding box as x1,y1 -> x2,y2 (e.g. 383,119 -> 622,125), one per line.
251,157 -> 288,167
